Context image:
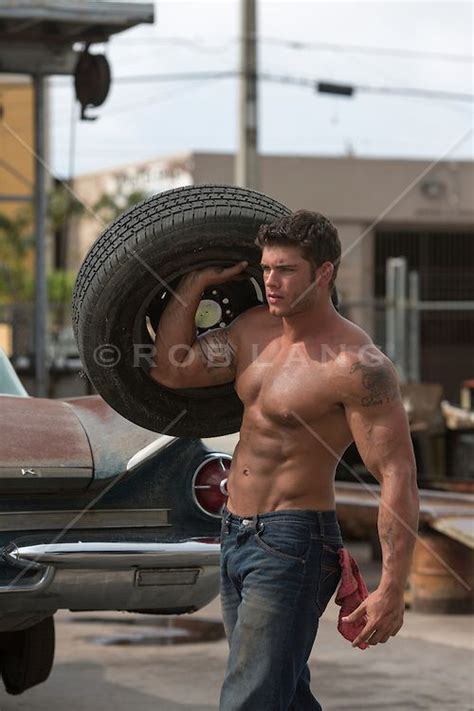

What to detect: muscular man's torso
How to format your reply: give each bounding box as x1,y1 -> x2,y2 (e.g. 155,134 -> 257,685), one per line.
226,306 -> 369,516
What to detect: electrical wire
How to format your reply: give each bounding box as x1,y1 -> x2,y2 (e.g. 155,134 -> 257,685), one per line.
257,35 -> 474,64
110,35 -> 233,54
261,73 -> 474,103
103,77 -> 220,119
112,70 -> 236,84
102,70 -> 474,103
48,75 -> 232,122
110,34 -> 474,64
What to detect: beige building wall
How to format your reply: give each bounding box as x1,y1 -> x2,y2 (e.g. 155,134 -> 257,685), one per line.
336,223 -> 375,333
69,154 -> 193,269
191,153 -> 473,335
192,153 -> 474,226
0,76 -> 35,355
0,75 -> 34,217
70,151 -> 474,338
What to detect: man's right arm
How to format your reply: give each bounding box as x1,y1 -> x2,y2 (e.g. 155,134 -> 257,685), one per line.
149,263 -> 247,389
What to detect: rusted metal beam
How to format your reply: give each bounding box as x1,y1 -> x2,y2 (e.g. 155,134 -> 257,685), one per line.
335,481 -> 474,545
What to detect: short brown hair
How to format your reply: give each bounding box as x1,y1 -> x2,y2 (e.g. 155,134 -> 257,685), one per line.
255,210 -> 341,287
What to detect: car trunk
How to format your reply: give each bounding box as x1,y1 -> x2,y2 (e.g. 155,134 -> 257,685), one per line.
0,396 -> 93,493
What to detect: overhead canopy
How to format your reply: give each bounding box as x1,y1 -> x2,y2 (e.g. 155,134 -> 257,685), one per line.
0,1 -> 154,399
0,0 -> 154,74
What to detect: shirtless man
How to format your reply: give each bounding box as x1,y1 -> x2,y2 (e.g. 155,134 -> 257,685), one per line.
150,210 -> 420,711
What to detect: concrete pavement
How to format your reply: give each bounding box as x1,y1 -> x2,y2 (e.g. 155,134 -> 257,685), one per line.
1,540 -> 472,711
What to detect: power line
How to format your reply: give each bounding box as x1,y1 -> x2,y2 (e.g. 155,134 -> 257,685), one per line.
103,78 -> 215,119
50,80 -> 231,137
110,35 -> 232,54
109,34 -> 474,64
257,35 -> 474,64
89,71 -> 474,103
260,73 -> 474,103
112,71 -> 236,84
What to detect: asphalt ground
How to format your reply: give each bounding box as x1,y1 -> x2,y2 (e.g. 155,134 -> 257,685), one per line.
2,435 -> 473,710
1,540 -> 473,711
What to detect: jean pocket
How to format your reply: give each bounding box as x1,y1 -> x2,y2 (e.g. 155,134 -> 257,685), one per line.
254,523 -> 310,563
315,542 -> 343,616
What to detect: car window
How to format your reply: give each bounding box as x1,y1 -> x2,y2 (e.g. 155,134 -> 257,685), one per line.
0,348 -> 29,397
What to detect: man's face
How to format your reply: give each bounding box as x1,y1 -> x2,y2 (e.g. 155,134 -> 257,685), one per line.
260,245 -> 318,317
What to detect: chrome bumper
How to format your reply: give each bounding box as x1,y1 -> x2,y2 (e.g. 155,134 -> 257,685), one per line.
5,540 -> 220,569
1,540 -> 221,614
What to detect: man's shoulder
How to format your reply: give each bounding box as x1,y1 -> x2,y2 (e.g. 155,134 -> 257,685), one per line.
332,313 -> 372,345
334,345 -> 400,409
329,317 -> 396,378
231,304 -> 271,331
227,305 -> 274,352
323,317 -> 373,364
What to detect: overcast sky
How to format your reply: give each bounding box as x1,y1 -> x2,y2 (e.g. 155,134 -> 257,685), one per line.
49,0 -> 473,178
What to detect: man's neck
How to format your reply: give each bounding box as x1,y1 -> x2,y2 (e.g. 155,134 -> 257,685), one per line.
280,299 -> 337,344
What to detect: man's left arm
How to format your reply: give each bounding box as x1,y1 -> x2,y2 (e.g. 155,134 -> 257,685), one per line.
341,353 -> 420,647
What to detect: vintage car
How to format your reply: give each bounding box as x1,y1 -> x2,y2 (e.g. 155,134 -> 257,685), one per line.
0,346 -> 230,695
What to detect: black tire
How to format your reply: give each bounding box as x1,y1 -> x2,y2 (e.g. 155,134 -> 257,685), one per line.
1,616 -> 55,695
72,184 -> 338,437
72,184 -> 292,437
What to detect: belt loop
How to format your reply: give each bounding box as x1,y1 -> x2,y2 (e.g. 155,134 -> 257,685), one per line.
317,511 -> 325,538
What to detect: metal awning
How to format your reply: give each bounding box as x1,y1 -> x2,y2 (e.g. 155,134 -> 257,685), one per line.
0,0 -> 154,42
0,0 -> 154,74
431,517 -> 474,549
335,480 -> 474,546
0,1 -> 154,398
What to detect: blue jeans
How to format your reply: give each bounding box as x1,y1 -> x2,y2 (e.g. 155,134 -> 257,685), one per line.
219,507 -> 344,711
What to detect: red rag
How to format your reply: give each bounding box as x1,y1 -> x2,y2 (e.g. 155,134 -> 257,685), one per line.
334,547 -> 370,650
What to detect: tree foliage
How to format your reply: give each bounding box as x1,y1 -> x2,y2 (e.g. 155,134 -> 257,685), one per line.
92,188 -> 148,224
0,209 -> 34,302
0,183 -> 147,305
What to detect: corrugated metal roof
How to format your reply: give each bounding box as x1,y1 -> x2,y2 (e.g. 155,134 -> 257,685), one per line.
0,1 -> 154,45
0,0 -> 154,74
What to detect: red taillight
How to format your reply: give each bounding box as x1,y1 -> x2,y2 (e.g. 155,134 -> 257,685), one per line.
192,455 -> 231,517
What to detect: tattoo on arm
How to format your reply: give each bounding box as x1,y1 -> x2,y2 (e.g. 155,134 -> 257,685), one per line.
350,361 -> 399,407
380,522 -> 396,574
198,330 -> 237,372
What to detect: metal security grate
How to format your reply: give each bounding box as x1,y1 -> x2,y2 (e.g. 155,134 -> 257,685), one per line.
374,229 -> 474,402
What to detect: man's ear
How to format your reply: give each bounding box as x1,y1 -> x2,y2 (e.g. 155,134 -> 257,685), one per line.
315,261 -> 334,287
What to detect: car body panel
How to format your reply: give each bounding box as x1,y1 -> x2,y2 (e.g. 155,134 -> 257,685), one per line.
0,349 -> 28,397
64,395 -> 172,483
1,539 -> 221,620
0,396 -> 93,492
0,347 -> 228,692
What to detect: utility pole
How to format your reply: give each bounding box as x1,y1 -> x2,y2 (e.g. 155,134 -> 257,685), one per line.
385,257 -> 408,382
33,73 -> 48,397
235,0 -> 258,189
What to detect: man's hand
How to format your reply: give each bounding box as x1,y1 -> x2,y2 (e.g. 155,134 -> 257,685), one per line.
342,586 -> 405,647
186,261 -> 248,290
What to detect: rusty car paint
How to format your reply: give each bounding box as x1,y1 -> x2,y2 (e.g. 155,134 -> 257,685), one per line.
64,396 -> 176,481
0,396 -> 93,471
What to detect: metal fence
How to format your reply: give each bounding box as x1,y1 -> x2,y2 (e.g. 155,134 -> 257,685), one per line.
2,236 -> 474,403
0,302 -> 74,357
341,255 -> 474,403
0,302 -> 90,397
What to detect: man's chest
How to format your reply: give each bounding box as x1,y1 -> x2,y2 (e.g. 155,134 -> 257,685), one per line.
235,340 -> 340,422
